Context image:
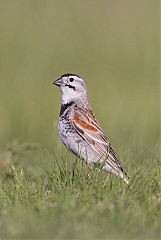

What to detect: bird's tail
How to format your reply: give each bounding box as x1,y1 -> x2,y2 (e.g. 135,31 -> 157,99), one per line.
113,165 -> 130,184
103,160 -> 130,184
111,166 -> 130,184
119,172 -> 130,184
104,146 -> 130,184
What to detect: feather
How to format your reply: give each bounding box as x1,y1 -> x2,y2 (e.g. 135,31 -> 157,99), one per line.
71,105 -> 129,184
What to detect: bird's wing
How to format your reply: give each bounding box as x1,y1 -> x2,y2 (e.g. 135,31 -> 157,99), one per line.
71,105 -> 126,176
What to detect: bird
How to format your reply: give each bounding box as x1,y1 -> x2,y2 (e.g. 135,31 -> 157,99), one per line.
53,73 -> 129,184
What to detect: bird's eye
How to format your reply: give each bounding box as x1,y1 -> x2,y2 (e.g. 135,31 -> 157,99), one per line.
69,77 -> 74,82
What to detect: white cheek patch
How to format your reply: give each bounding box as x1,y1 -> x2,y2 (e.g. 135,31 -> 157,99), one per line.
61,86 -> 77,104
60,79 -> 88,105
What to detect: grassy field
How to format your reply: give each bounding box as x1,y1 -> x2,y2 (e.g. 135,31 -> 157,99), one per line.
0,0 -> 160,239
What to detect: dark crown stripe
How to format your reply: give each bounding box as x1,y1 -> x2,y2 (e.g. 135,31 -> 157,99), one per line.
61,73 -> 80,78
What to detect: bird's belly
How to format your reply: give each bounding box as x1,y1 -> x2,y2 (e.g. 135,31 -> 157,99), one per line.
58,119 -> 99,163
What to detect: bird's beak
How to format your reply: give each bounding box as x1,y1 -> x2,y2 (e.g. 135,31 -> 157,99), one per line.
53,78 -> 63,87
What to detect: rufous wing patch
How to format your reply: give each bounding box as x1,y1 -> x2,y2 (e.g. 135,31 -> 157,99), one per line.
73,114 -> 98,132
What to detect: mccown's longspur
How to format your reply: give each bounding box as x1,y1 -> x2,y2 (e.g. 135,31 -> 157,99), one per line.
53,73 -> 129,184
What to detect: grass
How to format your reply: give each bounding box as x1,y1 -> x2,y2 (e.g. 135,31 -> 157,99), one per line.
0,141 -> 160,239
0,0 -> 160,239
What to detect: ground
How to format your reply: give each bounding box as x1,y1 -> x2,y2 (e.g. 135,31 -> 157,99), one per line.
0,141 -> 160,239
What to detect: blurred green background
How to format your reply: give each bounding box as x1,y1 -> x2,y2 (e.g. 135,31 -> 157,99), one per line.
0,0 -> 159,153
0,1 -> 160,239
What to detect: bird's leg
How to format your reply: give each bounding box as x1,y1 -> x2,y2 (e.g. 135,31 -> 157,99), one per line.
87,162 -> 94,177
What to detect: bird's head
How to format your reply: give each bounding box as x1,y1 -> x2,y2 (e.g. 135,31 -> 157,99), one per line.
53,73 -> 88,104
